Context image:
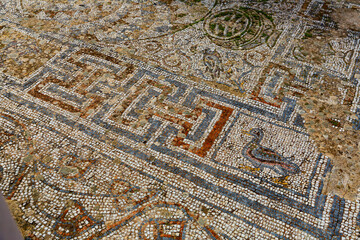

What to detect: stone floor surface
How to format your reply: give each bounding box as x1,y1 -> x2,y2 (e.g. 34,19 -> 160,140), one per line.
0,0 -> 360,239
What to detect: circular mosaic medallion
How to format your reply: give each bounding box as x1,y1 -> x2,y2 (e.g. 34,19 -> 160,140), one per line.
204,8 -> 277,50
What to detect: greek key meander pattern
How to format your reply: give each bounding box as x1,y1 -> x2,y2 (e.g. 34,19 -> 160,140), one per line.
0,0 -> 360,239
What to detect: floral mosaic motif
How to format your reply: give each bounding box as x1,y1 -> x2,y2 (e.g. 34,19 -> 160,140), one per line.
136,203 -> 220,240
53,200 -> 102,239
202,48 -> 224,79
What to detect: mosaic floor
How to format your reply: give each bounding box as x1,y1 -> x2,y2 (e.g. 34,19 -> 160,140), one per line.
0,0 -> 360,239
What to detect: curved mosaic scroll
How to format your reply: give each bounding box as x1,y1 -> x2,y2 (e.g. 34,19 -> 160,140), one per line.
0,112 -> 32,199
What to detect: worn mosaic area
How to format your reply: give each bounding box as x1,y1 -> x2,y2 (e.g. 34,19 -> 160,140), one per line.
0,0 -> 360,239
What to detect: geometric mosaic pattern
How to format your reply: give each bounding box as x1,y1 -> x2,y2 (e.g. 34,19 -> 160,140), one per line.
0,0 -> 360,239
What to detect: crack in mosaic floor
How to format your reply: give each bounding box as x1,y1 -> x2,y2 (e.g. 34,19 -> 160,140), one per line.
0,0 -> 360,239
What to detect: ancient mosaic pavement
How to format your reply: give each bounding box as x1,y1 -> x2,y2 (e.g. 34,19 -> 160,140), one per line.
0,0 -> 359,239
